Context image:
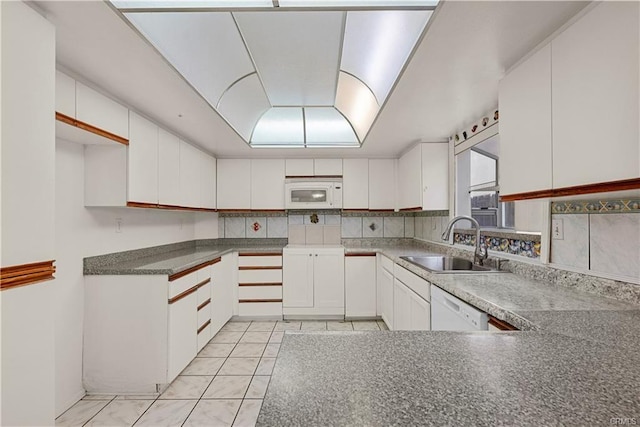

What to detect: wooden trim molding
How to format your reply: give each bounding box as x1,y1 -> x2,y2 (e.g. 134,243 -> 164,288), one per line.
210,257 -> 222,265
399,207 -> 422,212
238,282 -> 282,287
488,316 -> 518,331
127,202 -> 217,213
345,252 -> 377,257
56,112 -> 129,146
196,278 -> 211,289
126,201 -> 158,209
238,298 -> 283,303
238,252 -> 282,257
197,298 -> 211,311
197,319 -> 211,334
500,178 -> 640,202
168,284 -> 199,304
1,260 -> 56,291
238,266 -> 282,271
169,260 -> 214,282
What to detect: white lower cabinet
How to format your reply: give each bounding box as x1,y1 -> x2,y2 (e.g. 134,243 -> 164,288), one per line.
393,278 -> 431,331
211,254 -> 234,337
237,253 -> 283,318
83,259 -> 223,394
283,247 -> 345,317
167,291 -> 197,381
376,254 -> 394,329
345,254 -> 377,318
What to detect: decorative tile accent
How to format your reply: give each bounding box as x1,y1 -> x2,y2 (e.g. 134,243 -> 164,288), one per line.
304,213 -> 324,225
551,199 -> 640,214
341,217 -> 362,238
383,217 -> 405,238
449,108 -> 498,145
414,210 -> 449,217
219,211 -> 286,217
404,217 -> 415,238
267,217 -> 288,238
246,217 -> 267,239
224,217 -> 246,239
550,214 -> 589,269
453,232 -> 541,259
362,217 -> 383,238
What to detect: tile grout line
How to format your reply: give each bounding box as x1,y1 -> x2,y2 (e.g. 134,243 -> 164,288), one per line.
79,395 -> 118,427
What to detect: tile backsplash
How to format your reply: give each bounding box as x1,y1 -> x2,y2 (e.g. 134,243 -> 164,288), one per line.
550,198 -> 640,283
218,211 -> 448,240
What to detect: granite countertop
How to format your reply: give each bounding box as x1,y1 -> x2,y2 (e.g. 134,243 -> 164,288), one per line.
258,331 -> 640,427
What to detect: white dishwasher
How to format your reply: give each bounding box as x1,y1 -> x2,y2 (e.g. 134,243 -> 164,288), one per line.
430,285 -> 488,331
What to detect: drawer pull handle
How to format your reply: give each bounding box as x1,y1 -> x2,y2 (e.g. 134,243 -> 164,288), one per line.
197,298 -> 211,311
168,284 -> 199,304
197,319 -> 211,334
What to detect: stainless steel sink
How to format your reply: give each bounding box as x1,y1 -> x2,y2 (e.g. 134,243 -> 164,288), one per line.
400,256 -> 502,274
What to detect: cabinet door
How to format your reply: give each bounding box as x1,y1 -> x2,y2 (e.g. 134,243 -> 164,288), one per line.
179,141 -> 201,208
251,159 -> 285,210
392,279 -> 411,331
285,159 -> 314,176
421,143 -> 449,210
369,159 -> 396,210
217,159 -> 251,209
499,44 -> 552,195
377,265 -> 394,329
167,292 -> 197,381
283,252 -> 314,308
314,159 -> 343,176
55,70 -> 75,118
158,128 -> 181,206
211,254 -> 234,336
128,111 -> 158,204
551,2 -> 639,188
200,152 -> 216,209
76,81 -> 129,138
313,252 -> 345,310
408,289 -> 430,331
343,159 -> 369,209
398,145 -> 422,210
345,256 -> 376,317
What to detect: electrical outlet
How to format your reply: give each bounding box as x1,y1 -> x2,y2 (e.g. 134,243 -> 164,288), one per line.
551,218 -> 563,240
115,218 -> 123,233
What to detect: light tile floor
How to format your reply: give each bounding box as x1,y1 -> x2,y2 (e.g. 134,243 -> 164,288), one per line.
56,320 -> 388,426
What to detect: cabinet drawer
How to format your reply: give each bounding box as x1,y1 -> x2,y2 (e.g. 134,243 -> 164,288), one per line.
379,255 -> 393,273
238,269 -> 282,284
197,281 -> 211,304
198,303 -> 211,326
238,255 -> 282,267
394,265 -> 430,302
239,285 -> 282,300
238,301 -> 283,317
197,265 -> 212,283
197,322 -> 211,352
168,271 -> 198,299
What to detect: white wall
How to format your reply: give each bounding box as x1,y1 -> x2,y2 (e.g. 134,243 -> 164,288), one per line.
54,139 -> 217,415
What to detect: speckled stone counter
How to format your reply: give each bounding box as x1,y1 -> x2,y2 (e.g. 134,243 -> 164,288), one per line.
258,331 -> 640,427
83,239 -> 287,276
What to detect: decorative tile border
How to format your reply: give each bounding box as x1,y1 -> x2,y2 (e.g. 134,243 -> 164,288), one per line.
551,199 -> 640,214
453,233 -> 541,259
219,211 -> 287,217
449,108 -> 499,145
414,210 -> 449,217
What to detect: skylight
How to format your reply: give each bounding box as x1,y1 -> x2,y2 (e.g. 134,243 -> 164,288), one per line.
111,1 -> 436,148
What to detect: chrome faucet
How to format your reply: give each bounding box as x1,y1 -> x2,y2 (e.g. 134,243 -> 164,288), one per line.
441,215 -> 488,266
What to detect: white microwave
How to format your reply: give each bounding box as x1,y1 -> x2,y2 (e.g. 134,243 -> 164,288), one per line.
284,179 -> 342,209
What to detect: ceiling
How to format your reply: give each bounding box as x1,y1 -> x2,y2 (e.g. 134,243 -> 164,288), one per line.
35,0 -> 588,158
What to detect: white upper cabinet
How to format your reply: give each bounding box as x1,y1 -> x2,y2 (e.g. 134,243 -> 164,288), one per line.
128,112 -> 159,204
217,159 -> 251,209
398,145 -> 422,210
397,144 -> 448,210
369,159 -> 396,210
158,128 -> 181,206
342,159 -> 369,209
421,143 -> 449,210
285,159 -> 314,176
179,141 -> 201,208
55,70 -> 75,118
251,159 -> 285,210
76,81 -> 129,138
551,1 -> 639,188
314,159 -> 343,176
499,43 -> 552,196
200,151 -> 217,210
